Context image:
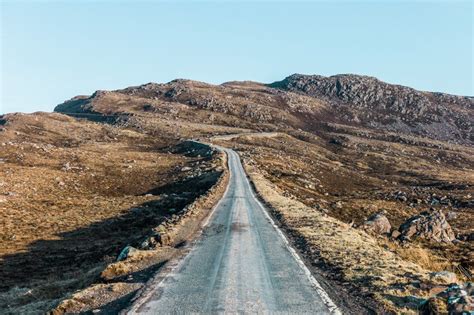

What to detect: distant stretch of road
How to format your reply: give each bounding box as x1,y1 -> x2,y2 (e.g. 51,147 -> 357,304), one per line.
128,146 -> 340,314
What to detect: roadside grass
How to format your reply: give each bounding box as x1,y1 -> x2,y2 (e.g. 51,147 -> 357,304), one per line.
245,163 -> 442,314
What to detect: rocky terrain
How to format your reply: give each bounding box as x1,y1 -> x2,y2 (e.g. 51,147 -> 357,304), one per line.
271,74 -> 473,143
1,73 -> 473,313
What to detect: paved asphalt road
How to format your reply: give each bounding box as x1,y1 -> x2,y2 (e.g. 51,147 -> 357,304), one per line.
128,147 -> 339,314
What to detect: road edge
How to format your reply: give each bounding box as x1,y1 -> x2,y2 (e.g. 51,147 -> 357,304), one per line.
237,153 -> 343,314
123,145 -> 231,314
242,160 -> 390,314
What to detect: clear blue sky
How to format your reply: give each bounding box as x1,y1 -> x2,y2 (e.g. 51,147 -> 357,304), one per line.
1,1 -> 473,114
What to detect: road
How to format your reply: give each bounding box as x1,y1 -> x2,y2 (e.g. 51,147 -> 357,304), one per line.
128,147 -> 340,314
211,132 -> 280,141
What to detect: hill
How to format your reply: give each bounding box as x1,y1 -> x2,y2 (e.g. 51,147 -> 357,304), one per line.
1,73 -> 473,314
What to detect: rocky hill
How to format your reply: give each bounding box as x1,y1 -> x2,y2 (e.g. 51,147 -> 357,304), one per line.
3,73 -> 472,314
55,74 -> 473,144
270,74 -> 473,143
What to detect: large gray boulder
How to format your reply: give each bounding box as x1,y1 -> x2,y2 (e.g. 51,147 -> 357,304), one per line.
362,212 -> 391,235
398,209 -> 455,243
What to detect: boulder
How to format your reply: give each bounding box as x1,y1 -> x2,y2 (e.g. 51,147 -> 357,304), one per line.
457,232 -> 474,242
423,283 -> 474,315
420,296 -> 448,315
449,295 -> 473,314
333,201 -> 343,209
362,212 -> 391,235
429,271 -> 458,285
116,246 -> 138,261
398,209 -> 455,243
390,230 -> 401,239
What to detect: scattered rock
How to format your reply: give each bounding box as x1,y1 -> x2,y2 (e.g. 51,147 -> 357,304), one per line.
362,212 -> 391,235
398,209 -> 456,243
391,230 -> 401,239
139,231 -> 163,249
429,271 -> 458,285
450,295 -> 474,314
181,166 -> 192,172
420,296 -> 448,314
116,246 -> 138,261
62,162 -> 72,171
420,283 -> 474,314
446,211 -> 458,220
333,201 -> 343,209
457,232 -> 474,242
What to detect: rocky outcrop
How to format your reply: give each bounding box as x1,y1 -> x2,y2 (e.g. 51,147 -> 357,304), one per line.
421,283 -> 474,314
54,95 -> 94,114
398,209 -> 456,243
54,73 -> 473,143
362,212 -> 391,235
429,271 -> 458,285
270,74 -> 473,143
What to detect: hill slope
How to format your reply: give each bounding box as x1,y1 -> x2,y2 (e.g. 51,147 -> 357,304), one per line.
1,73 -> 472,314
55,74 -> 473,144
270,74 -> 473,143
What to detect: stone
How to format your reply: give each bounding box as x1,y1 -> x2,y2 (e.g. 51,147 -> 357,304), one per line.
420,297 -> 448,314
362,212 -> 391,235
458,232 -> 474,242
398,209 -> 455,243
429,271 -> 458,285
391,230 -> 401,239
449,295 -> 473,313
62,162 -> 72,171
140,232 -> 163,249
465,282 -> 474,295
116,246 -> 138,261
334,201 -> 343,209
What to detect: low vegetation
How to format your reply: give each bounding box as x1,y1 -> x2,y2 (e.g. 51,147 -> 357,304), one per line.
1,73 -> 472,313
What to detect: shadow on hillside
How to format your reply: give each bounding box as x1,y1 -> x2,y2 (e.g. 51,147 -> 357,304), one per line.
0,171 -> 221,302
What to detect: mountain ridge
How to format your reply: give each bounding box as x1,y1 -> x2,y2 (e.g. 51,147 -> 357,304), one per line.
54,73 -> 473,144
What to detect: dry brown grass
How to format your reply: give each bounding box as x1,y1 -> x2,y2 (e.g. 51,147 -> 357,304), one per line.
1,76 -> 472,313
0,112 -> 225,314
221,131 -> 474,275
245,165 -> 434,313
223,129 -> 473,312
48,149 -> 229,314
384,242 -> 452,273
